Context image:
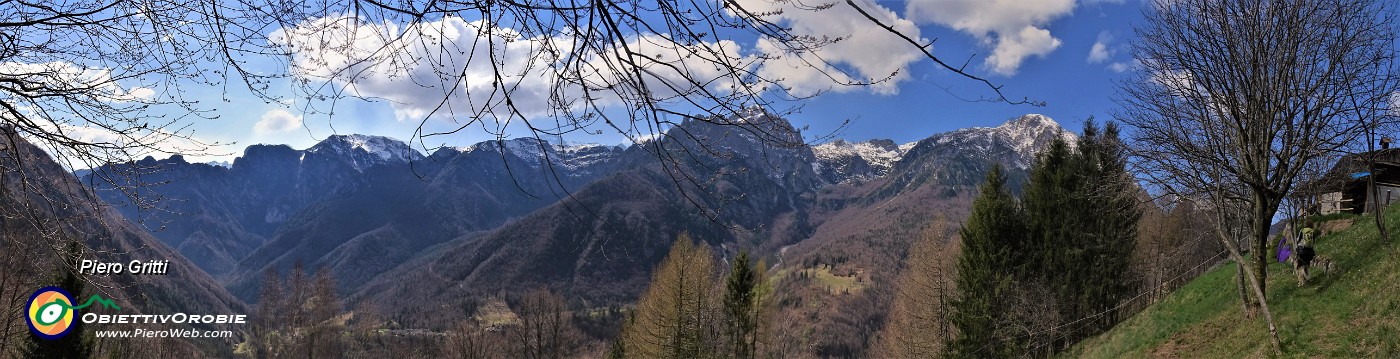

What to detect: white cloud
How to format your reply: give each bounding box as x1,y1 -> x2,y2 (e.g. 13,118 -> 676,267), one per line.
1152,68 -> 1197,96
0,61 -> 156,102
58,124 -> 125,147
19,120 -> 221,169
270,16 -> 560,122
253,109 -> 304,134
905,0 -> 1075,76
732,0 -> 924,96
271,2 -> 934,120
271,16 -> 765,123
1391,91 -> 1400,116
580,34 -> 757,101
987,26 -> 1063,75
1088,32 -> 1114,63
1088,42 -> 1111,63
1089,31 -> 1134,74
1108,61 -> 1133,73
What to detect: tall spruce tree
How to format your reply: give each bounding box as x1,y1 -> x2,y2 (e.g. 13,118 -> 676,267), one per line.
1077,121 -> 1139,332
1023,134 -> 1079,278
1019,120 -> 1140,351
1020,133 -> 1082,354
948,165 -> 1025,358
723,251 -> 758,359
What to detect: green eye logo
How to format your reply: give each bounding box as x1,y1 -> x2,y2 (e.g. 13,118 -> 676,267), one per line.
26,287 -> 74,339
25,287 -> 120,340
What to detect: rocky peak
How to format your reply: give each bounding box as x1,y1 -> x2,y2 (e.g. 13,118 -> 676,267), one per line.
920,114 -> 1077,170
311,134 -> 421,160
999,113 -> 1055,132
865,139 -> 900,152
307,134 -> 424,171
812,139 -> 914,184
993,114 -> 1076,156
452,137 -> 623,174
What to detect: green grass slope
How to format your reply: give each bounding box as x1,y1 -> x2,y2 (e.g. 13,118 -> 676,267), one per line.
1067,209 -> 1400,358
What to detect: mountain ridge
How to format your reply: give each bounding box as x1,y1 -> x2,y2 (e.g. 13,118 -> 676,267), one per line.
76,112 -> 1080,344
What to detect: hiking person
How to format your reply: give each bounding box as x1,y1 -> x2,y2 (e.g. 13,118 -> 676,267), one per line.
1276,235 -> 1291,263
1296,224 -> 1317,285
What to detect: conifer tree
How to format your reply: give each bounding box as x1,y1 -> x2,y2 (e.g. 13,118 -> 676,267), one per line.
1077,121 -> 1139,331
621,234 -> 716,358
1023,134 -> 1079,278
1021,134 -> 1084,352
1019,120 -> 1140,350
947,165 -> 1024,358
723,251 -> 758,359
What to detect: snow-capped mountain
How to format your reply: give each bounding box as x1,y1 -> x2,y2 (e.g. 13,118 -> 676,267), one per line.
812,139 -> 916,184
78,111 -> 1081,300
809,114 -> 1073,191
868,114 -> 1077,197
307,134 -> 425,171
922,113 -> 1077,170
671,108 -> 822,191
444,137 -> 625,176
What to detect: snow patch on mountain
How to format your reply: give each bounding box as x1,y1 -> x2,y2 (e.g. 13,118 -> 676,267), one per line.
921,114 -> 1077,170
458,138 -> 623,174
812,139 -> 915,184
994,114 -> 1077,155
307,134 -> 425,171
732,105 -> 768,123
813,139 -> 909,170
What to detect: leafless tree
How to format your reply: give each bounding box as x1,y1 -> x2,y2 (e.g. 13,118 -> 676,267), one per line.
876,220 -> 956,358
0,223 -> 41,357
1340,58 -> 1400,245
305,266 -> 345,359
227,1 -> 1037,139
445,321 -> 501,359
507,288 -> 577,359
1119,0 -> 1398,353
1,1 -> 228,208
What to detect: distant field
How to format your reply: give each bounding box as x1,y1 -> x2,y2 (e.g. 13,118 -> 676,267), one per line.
474,298 -> 520,327
1066,210 -> 1400,358
775,264 -> 867,295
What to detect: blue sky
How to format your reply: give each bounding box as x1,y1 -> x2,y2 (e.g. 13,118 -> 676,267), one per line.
160,0 -> 1149,162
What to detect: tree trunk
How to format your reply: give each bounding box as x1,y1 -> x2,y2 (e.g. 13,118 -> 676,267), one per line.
1251,190 -> 1272,298
1237,253 -> 1284,356
1225,242 -> 1283,354
1209,206 -> 1282,354
1234,263 -> 1254,317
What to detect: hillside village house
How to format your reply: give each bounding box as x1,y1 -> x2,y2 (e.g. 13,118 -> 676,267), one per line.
1301,145 -> 1400,215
